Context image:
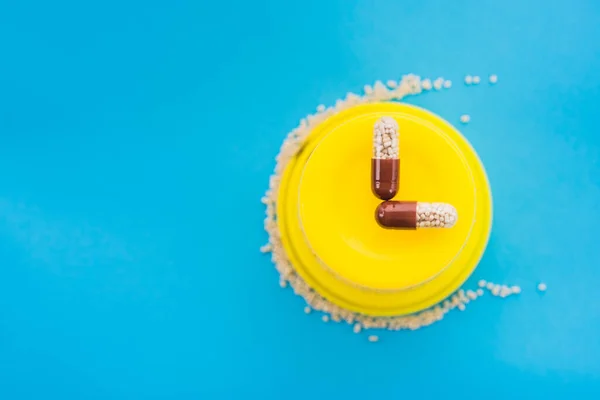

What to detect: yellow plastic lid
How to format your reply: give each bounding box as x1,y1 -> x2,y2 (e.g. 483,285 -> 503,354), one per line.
278,102 -> 492,316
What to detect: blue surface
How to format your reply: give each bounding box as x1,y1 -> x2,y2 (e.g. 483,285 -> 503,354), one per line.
1,0 -> 600,398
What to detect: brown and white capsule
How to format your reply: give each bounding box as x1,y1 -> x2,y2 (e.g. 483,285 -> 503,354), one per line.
375,201 -> 458,229
372,117 -> 399,200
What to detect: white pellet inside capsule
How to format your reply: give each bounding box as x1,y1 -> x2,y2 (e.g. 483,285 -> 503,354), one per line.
416,202 -> 458,228
373,117 -> 399,159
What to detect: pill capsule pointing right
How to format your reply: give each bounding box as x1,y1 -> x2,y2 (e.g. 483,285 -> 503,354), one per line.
375,201 -> 458,229
372,117 -> 400,200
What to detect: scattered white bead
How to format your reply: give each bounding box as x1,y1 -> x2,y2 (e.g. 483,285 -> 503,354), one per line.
511,286 -> 521,294
322,315 -> 330,322
368,335 -> 379,343
443,80 -> 452,89
478,279 -> 487,288
500,285 -> 512,298
476,289 -> 484,296
316,104 -> 325,113
464,75 -> 473,85
433,78 -> 444,90
304,306 -> 311,314
537,283 -> 547,292
353,323 -> 362,334
473,76 -> 481,84
386,80 -> 398,88
260,243 -> 272,253
460,114 -> 471,124
489,74 -> 498,84
421,78 -> 432,90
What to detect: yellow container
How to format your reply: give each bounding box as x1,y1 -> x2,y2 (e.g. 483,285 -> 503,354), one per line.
278,102 -> 492,316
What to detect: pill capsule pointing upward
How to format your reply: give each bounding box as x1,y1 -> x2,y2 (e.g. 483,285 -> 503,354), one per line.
372,117 -> 400,200
375,201 -> 458,229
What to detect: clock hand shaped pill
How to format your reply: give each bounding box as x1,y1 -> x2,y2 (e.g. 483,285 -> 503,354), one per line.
375,201 -> 458,229
371,117 -> 400,200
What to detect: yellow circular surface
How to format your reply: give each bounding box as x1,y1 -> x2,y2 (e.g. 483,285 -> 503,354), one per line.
278,102 -> 492,316
299,108 -> 476,291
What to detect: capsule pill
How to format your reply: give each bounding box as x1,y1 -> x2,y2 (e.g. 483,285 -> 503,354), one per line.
375,201 -> 458,229
371,117 -> 400,200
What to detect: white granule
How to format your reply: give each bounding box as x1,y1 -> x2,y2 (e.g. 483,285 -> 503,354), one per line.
260,243 -> 272,253
478,279 -> 487,288
537,283 -> 547,292
464,75 -> 473,84
473,76 -> 481,84
433,78 -> 444,90
421,78 -> 432,90
489,74 -> 498,84
443,80 -> 452,89
368,335 -> 379,342
317,104 -> 325,113
479,282 -> 522,298
372,80 -> 389,100
460,114 -> 471,124
386,80 -> 398,88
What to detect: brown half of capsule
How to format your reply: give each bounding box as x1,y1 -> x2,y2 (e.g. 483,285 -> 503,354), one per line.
371,158 -> 399,200
375,201 -> 417,229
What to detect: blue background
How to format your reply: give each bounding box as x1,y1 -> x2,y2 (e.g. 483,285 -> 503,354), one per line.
1,0 -> 600,398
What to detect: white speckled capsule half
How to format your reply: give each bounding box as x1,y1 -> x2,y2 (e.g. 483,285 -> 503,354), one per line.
373,116 -> 399,159
372,116 -> 400,200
